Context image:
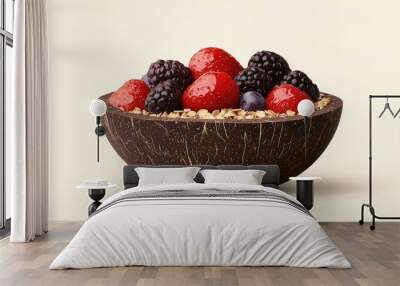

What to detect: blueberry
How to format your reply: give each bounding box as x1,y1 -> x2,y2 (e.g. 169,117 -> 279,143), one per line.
240,91 -> 265,111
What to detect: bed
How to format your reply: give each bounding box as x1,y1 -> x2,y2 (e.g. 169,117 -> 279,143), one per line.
50,165 -> 350,269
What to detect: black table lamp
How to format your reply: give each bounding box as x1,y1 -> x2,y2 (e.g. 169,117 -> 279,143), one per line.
89,99 -> 107,162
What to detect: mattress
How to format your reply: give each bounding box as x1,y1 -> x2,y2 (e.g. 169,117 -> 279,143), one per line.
50,183 -> 350,269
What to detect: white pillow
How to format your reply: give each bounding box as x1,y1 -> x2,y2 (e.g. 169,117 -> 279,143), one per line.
200,169 -> 266,185
135,167 -> 200,186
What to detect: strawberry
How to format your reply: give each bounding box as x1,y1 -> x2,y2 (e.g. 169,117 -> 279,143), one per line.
189,47 -> 243,80
266,84 -> 311,113
109,79 -> 150,111
182,72 -> 240,111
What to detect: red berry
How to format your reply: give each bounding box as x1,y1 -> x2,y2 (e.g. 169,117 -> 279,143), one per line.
182,72 -> 240,111
189,47 -> 243,80
266,84 -> 311,113
109,80 -> 150,111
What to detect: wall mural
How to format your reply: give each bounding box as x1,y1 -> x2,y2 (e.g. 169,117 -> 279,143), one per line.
100,48 -> 342,182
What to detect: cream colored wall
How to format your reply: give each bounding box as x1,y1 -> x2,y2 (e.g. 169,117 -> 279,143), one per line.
47,0 -> 400,221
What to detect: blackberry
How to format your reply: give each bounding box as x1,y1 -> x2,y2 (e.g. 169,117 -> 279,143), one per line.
281,70 -> 320,101
145,81 -> 182,114
248,51 -> 291,84
235,67 -> 274,95
146,59 -> 192,91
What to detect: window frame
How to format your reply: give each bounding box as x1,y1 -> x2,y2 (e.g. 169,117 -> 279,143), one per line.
0,0 -> 13,235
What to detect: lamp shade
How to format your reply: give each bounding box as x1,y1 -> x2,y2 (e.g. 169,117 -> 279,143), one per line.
89,99 -> 107,117
297,99 -> 315,117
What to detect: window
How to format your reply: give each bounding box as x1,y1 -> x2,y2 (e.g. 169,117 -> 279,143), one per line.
0,0 -> 14,235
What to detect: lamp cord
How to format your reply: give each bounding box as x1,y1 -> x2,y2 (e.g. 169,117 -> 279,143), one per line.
96,116 -> 100,162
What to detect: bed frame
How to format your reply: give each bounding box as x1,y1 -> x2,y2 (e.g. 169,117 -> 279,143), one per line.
123,165 -> 280,189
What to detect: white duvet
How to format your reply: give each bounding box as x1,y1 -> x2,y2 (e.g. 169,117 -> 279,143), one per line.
50,183 -> 350,269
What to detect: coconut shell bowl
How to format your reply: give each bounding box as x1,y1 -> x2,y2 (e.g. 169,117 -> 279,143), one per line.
99,92 -> 342,183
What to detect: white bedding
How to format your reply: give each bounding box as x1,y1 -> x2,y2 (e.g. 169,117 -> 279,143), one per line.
50,183 -> 350,269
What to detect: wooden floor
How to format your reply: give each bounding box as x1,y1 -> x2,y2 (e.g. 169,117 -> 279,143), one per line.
0,222 -> 399,286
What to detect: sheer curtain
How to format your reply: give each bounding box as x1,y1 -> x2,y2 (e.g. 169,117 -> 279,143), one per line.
8,0 -> 48,242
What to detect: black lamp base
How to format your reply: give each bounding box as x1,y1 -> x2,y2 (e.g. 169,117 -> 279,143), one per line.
95,125 -> 105,136
88,189 -> 105,216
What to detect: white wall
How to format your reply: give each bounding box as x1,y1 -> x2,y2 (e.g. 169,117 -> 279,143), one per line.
47,0 -> 400,221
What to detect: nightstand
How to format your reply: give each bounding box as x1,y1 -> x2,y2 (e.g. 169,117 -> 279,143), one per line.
76,181 -> 117,216
289,177 -> 321,210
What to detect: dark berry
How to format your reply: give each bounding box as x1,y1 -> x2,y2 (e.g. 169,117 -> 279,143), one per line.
146,59 -> 192,91
248,51 -> 291,84
145,81 -> 182,114
240,91 -> 265,111
281,70 -> 320,101
235,67 -> 274,95
141,74 -> 150,87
